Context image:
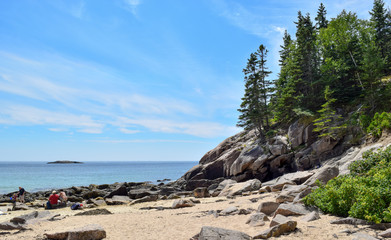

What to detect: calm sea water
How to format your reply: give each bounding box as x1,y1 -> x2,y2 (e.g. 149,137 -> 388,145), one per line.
0,161 -> 197,194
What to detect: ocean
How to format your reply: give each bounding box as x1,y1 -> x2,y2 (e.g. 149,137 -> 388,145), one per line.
0,161 -> 197,194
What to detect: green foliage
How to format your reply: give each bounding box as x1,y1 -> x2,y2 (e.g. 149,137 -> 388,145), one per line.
237,45 -> 273,138
367,112 -> 391,138
239,0 -> 391,141
304,146 -> 391,223
313,86 -> 346,140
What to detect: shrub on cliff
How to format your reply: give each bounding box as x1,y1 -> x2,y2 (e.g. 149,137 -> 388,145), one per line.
304,146 -> 391,223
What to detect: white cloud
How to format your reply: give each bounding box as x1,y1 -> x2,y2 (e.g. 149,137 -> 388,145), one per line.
122,0 -> 142,17
273,26 -> 286,34
119,128 -> 140,134
116,117 -> 239,138
0,51 -> 237,138
0,104 -> 104,134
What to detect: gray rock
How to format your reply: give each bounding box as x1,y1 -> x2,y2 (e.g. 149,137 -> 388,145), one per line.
220,206 -> 238,215
300,211 -> 320,222
351,233 -> 379,240
258,202 -> 280,216
288,121 -> 306,148
194,187 -> 210,198
380,228 -> 391,238
106,184 -> 128,198
274,203 -> 311,216
310,138 -> 338,156
172,199 -> 195,209
106,195 -> 131,205
303,165 -> 339,186
128,189 -> 158,199
330,217 -> 372,225
218,179 -> 261,197
270,214 -> 291,227
0,222 -> 26,230
254,220 -> 297,239
198,226 -> 252,240
246,213 -> 269,227
44,224 -> 106,240
74,209 -> 112,216
129,195 -> 158,205
276,185 -> 309,203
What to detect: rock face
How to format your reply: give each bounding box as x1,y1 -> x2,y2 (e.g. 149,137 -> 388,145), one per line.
175,119 -> 350,191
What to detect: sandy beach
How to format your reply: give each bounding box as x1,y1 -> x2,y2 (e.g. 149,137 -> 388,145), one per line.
0,192 -> 383,240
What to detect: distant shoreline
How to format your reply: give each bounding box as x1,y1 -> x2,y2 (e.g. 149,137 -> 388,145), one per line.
47,161 -> 83,164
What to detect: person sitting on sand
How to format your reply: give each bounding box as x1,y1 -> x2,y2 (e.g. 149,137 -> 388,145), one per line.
18,187 -> 25,203
58,191 -> 68,206
46,191 -> 59,209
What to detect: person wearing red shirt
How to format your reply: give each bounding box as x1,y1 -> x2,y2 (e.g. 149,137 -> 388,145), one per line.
46,191 -> 60,209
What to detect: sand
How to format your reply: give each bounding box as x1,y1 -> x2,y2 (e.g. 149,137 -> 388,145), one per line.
0,192 -> 383,240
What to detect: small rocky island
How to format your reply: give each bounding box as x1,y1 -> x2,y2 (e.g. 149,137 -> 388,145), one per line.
47,160 -> 83,164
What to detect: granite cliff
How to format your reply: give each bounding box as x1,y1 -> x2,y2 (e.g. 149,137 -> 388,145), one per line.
175,120 -> 389,191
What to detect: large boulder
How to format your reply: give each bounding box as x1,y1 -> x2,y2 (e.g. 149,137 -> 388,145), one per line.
274,203 -> 311,216
198,226 -> 252,240
230,145 -> 264,176
128,189 -> 158,199
258,202 -> 280,216
105,184 -> 128,198
218,179 -> 261,197
303,165 -> 339,186
288,121 -> 306,148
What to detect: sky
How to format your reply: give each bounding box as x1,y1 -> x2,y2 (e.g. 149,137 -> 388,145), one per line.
0,0 -> 378,162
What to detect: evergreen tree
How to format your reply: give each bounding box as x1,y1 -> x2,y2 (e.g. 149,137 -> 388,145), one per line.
237,45 -> 272,138
315,3 -> 328,30
318,11 -> 364,104
294,11 -> 319,111
313,86 -> 345,141
370,0 -> 391,72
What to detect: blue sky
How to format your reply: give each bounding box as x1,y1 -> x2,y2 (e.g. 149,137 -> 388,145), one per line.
0,0 -> 375,162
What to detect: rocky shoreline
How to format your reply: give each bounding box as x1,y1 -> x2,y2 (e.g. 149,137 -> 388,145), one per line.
1,124 -> 391,239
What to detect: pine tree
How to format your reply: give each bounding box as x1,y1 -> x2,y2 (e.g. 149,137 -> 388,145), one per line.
370,0 -> 391,72
295,11 -> 319,112
238,45 -> 272,138
315,3 -> 328,30
313,86 -> 345,141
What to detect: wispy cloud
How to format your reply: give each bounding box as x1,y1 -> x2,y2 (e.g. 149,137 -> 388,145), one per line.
0,51 -> 236,138
91,139 -> 207,144
122,0 -> 142,17
0,104 -> 104,134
